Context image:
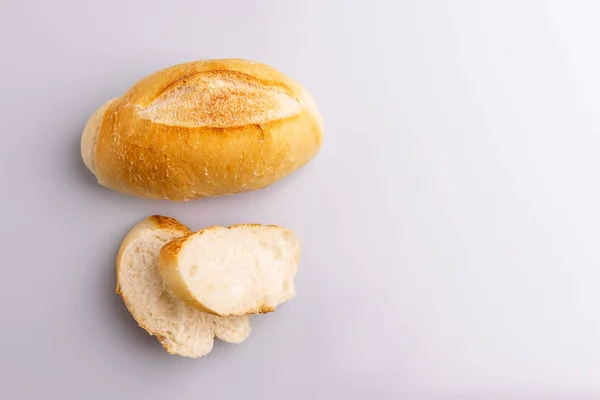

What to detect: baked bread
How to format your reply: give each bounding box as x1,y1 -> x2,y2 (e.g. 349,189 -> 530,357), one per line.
158,224 -> 301,317
81,58 -> 323,200
116,215 -> 251,358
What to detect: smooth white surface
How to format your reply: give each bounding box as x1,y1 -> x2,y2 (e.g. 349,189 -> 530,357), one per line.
1,0 -> 600,398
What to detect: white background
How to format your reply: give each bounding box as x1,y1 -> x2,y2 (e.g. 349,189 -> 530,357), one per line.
1,1 -> 600,398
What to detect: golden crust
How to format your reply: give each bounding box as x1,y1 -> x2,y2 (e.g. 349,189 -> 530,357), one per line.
148,215 -> 191,233
85,58 -> 323,200
258,305 -> 276,314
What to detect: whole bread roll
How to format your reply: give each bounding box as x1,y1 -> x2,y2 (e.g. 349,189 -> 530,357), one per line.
81,58 -> 322,200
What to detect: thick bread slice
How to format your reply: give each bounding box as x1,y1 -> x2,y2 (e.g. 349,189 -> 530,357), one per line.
158,224 -> 301,317
116,216 -> 251,358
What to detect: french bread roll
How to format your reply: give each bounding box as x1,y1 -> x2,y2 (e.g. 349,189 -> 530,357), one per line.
158,224 -> 300,317
81,58 -> 323,200
116,215 -> 251,358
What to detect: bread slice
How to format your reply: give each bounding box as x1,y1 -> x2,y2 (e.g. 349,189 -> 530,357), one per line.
159,225 -> 301,317
116,216 -> 251,358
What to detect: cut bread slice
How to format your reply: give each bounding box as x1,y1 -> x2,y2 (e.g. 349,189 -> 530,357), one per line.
116,216 -> 251,358
158,224 -> 301,317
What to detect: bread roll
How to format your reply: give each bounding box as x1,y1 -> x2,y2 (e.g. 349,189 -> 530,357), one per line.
158,224 -> 300,317
81,58 -> 323,200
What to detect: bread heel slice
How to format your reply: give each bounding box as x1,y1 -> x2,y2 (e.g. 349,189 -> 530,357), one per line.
159,224 -> 301,317
117,215 -> 251,358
